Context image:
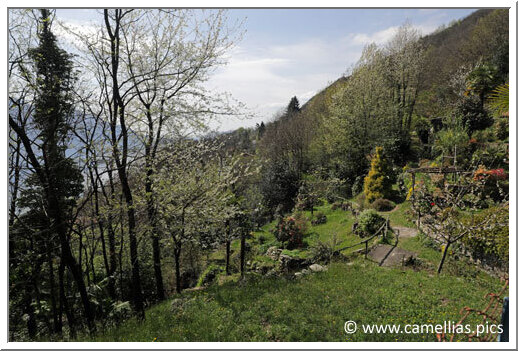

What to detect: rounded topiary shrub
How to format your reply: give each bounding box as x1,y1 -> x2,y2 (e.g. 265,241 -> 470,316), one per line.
357,209 -> 386,238
372,198 -> 395,212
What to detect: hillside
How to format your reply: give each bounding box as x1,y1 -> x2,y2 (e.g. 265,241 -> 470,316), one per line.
9,8 -> 509,343
77,200 -> 505,342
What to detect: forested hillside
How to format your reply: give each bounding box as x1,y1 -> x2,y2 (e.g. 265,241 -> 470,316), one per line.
8,9 -> 509,342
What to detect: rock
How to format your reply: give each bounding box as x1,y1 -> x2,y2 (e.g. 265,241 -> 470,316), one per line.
301,269 -> 311,275
294,272 -> 304,278
309,263 -> 327,272
279,254 -> 309,272
265,269 -> 277,278
266,246 -> 282,260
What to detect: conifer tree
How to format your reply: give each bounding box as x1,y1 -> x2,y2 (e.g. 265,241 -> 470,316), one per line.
363,146 -> 393,203
287,96 -> 300,115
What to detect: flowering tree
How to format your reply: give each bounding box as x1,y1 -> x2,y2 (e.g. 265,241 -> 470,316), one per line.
154,140 -> 253,292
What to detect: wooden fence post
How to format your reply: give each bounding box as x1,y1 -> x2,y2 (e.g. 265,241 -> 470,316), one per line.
411,172 -> 416,206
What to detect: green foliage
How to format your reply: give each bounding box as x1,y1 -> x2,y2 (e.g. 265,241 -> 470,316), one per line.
310,241 -> 334,264
273,216 -> 305,249
311,212 -> 327,225
197,264 -> 223,287
363,147 -> 393,203
471,144 -> 508,170
351,176 -> 364,197
323,178 -> 352,203
356,209 -> 386,238
456,95 -> 493,137
413,116 -> 432,144
460,205 -> 508,267
488,83 -> 509,115
495,119 -> 508,140
259,159 -> 300,215
371,198 -> 395,212
434,122 -> 469,160
295,181 -> 322,212
465,63 -> 499,103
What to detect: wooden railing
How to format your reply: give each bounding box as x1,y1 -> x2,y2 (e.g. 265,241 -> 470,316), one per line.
337,217 -> 392,258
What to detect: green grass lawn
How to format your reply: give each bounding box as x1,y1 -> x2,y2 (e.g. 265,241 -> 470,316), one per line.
77,199 -> 505,342
79,260 -> 502,342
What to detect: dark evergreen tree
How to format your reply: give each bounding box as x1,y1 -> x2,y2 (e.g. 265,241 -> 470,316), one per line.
457,96 -> 494,137
259,159 -> 300,216
287,96 -> 300,115
9,9 -> 95,335
256,121 -> 266,139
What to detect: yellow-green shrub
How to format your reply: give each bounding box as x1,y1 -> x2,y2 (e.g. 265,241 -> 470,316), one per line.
364,146 -> 393,203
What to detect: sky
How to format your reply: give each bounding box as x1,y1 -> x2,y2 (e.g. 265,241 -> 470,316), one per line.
54,8 -> 478,132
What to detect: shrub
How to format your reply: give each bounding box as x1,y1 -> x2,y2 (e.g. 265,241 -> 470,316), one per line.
364,147 -> 394,203
496,119 -> 508,140
331,201 -> 352,211
310,241 -> 334,264
357,209 -> 386,238
311,212 -> 327,225
457,95 -> 494,137
273,216 -> 305,249
473,166 -> 509,202
371,198 -> 395,212
471,145 -> 508,169
461,206 -> 508,267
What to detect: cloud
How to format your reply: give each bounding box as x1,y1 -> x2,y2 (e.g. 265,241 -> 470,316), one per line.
50,12 -> 451,133
206,19 -> 448,132
206,36 -> 371,131
351,26 -> 400,45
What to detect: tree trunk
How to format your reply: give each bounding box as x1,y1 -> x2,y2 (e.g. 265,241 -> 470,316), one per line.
59,260 -> 76,339
225,221 -> 231,275
106,167 -> 118,300
225,239 -> 231,276
104,9 -> 145,320
9,135 -> 21,227
47,190 -> 96,334
146,169 -> 164,300
437,241 -> 451,274
106,222 -> 117,300
240,230 -> 246,278
174,245 -> 182,294
23,289 -> 36,339
45,243 -> 60,335
123,188 -> 145,320
152,231 -> 164,300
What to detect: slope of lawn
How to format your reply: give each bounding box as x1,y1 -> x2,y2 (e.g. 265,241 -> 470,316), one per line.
77,200 -> 504,342
79,260 -> 501,342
